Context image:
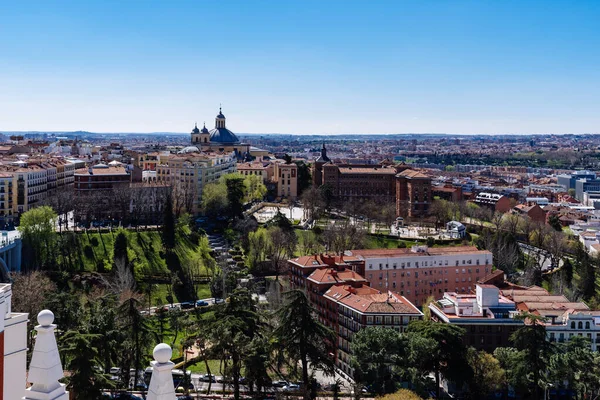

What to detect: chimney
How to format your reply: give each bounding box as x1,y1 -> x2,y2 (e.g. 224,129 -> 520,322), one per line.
147,343 -> 177,400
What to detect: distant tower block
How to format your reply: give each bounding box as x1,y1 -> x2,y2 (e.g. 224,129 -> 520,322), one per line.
147,343 -> 176,400
23,310 -> 68,400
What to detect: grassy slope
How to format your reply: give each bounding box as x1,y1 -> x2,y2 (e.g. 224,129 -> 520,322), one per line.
76,230 -> 212,277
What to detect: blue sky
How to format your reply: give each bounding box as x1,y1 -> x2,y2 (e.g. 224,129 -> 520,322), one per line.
1,0 -> 599,134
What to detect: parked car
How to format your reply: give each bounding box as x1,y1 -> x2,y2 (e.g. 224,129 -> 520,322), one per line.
199,374 -> 216,383
113,394 -> 143,400
195,300 -> 208,307
283,384 -> 301,391
180,302 -> 194,310
272,380 -> 288,388
177,396 -> 193,400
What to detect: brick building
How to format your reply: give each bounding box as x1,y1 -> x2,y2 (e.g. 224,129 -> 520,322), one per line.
396,169 -> 432,218
349,246 -> 493,306
324,285 -> 422,376
290,246 -> 493,307
287,253 -> 422,378
312,146 -> 432,219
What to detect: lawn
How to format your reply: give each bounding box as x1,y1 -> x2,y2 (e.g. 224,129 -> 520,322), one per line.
150,283 -> 212,307
73,229 -> 213,277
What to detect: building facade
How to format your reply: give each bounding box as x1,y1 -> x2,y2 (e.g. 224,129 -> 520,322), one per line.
429,283 -> 523,352
156,151 -> 237,214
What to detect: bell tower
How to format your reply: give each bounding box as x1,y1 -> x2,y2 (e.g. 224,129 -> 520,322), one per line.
215,106 -> 226,129
191,122 -> 201,144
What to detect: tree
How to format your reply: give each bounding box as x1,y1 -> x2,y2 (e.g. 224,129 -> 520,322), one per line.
113,230 -> 131,274
466,348 -> 506,399
210,288 -> 261,400
243,174 -> 267,203
548,336 -> 600,399
548,214 -> 563,232
351,327 -> 405,395
406,320 -> 470,400
265,226 -> 297,279
319,183 -> 334,211
561,258 -> 573,288
202,181 -> 229,217
162,194 -> 176,251
378,389 -> 423,400
118,295 -> 152,393
510,312 -> 555,399
494,347 -> 529,397
243,336 -> 272,394
274,290 -> 335,400
301,186 -> 324,221
295,161 -> 312,195
11,271 -> 56,351
226,176 -> 246,220
18,205 -> 58,271
86,295 -> 123,374
322,219 -> 365,255
61,330 -> 113,399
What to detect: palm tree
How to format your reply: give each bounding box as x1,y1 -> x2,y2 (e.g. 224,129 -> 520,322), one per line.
274,289 -> 335,400
61,330 -> 114,399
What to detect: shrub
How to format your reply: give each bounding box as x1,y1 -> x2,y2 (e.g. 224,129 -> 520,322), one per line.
90,237 -> 99,247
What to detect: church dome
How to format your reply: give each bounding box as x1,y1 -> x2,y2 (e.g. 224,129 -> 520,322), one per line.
192,123 -> 200,134
201,123 -> 209,134
209,128 -> 240,144
179,146 -> 200,154
209,107 -> 240,144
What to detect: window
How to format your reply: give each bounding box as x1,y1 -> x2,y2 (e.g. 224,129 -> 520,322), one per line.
571,321 -> 576,329
393,272 -> 396,278
367,316 -> 373,324
375,316 -> 382,324
578,321 -> 583,329
586,321 -> 591,329
385,316 -> 391,325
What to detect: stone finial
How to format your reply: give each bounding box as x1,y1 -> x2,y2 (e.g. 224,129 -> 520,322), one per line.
23,310 -> 68,400
147,343 -> 176,400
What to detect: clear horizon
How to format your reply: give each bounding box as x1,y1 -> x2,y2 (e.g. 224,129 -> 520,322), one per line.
1,1 -> 599,135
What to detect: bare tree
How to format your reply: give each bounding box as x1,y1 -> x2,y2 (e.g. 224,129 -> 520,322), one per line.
322,219 -> 366,255
501,213 -> 521,236
266,227 -> 296,279
104,258 -> 137,302
301,186 -> 324,221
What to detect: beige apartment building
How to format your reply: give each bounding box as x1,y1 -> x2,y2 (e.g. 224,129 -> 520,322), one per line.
237,160 -> 298,200
156,151 -> 237,214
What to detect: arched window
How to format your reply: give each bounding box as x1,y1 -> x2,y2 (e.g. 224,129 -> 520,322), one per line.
586,321 -> 590,329
571,321 -> 576,329
578,321 -> 583,329
204,138 -> 207,143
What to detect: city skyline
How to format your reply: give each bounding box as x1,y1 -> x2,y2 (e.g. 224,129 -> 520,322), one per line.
1,0 -> 600,134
